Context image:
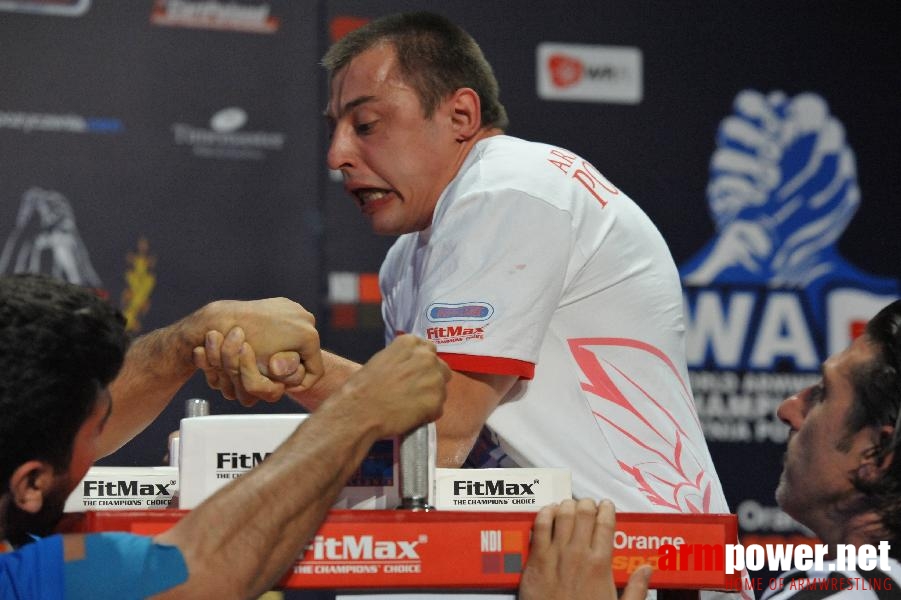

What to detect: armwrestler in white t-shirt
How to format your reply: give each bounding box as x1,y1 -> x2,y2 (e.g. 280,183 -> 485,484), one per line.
380,134 -> 729,514
205,15 -> 741,598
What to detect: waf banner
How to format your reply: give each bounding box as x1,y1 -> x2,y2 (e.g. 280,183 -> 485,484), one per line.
679,90 -> 900,550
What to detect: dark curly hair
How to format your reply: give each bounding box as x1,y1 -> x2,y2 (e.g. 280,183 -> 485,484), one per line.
322,11 -> 508,131
0,274 -> 128,489
846,299 -> 901,556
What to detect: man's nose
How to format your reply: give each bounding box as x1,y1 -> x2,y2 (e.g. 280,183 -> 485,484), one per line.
326,125 -> 354,171
776,389 -> 805,430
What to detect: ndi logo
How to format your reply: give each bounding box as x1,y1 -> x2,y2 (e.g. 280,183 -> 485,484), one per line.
480,529 -> 524,574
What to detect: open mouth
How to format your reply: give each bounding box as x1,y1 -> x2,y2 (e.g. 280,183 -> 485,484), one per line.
355,188 -> 389,205
353,188 -> 396,213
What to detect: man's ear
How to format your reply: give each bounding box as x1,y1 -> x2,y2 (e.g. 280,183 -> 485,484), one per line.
448,87 -> 482,141
8,460 -> 55,514
857,425 -> 895,481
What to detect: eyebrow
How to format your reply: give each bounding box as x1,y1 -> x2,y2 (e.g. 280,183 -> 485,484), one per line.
324,95 -> 377,121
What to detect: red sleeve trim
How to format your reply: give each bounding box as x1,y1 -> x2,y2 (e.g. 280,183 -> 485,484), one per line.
437,353 -> 535,380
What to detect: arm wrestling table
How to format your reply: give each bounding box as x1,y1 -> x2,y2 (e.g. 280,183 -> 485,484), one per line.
61,508 -> 741,596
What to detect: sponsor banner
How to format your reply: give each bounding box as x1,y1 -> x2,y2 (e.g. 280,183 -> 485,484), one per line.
70,509 -> 740,591
678,89 -> 900,574
150,0 -> 280,34
433,467 -> 571,512
64,467 -> 178,512
536,42 -> 642,104
328,271 -> 380,304
171,107 -> 285,161
0,110 -> 123,135
328,271 -> 383,329
178,415 -> 398,510
0,0 -> 90,16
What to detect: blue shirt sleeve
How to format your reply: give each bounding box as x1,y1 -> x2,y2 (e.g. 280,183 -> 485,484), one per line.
0,534 -> 65,600
64,532 -> 188,599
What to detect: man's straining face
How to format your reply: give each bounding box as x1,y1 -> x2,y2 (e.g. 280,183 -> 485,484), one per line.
325,43 -> 465,236
774,335 -> 878,523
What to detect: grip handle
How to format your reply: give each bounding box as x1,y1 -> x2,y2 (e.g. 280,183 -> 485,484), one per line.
398,423 -> 434,510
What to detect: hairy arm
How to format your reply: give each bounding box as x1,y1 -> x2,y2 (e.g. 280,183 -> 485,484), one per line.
209,348 -> 515,466
98,298 -> 322,458
152,335 -> 449,599
203,332 -> 517,466
101,324 -> 197,458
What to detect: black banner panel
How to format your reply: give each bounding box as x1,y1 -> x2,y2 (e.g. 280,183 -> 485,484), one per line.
0,1 -> 324,471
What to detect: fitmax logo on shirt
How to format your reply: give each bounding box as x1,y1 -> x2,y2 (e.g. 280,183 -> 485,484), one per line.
425,325 -> 484,344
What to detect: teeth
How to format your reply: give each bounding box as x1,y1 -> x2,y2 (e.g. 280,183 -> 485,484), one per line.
358,190 -> 387,204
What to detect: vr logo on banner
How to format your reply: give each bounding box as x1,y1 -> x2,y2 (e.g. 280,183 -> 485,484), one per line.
536,42 -> 643,105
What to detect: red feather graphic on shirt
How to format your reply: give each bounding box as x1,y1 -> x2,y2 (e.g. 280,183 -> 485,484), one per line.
569,337 -> 712,513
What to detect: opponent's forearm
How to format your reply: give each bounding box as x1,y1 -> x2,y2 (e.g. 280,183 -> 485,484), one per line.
154,390 -> 381,599
99,298 -> 321,458
100,313 -> 205,458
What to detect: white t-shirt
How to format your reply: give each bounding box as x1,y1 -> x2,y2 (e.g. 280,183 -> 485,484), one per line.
381,135 -> 729,514
761,557 -> 901,599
